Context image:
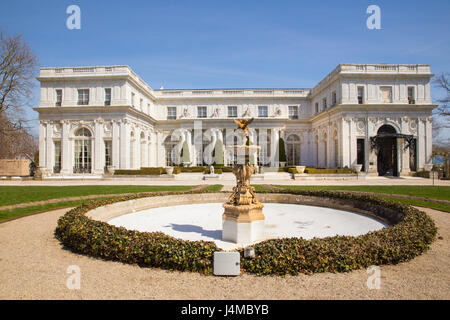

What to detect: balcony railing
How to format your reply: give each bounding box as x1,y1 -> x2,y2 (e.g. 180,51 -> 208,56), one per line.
73,165 -> 91,174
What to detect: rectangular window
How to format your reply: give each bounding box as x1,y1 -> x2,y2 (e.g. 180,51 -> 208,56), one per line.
77,89 -> 89,105
228,106 -> 237,118
55,89 -> 62,106
357,87 -> 364,104
104,88 -> 111,106
258,106 -> 268,118
140,98 -> 143,110
380,86 -> 392,103
197,106 -> 207,118
332,91 -> 337,106
167,106 -> 177,120
54,141 -> 61,173
315,102 -> 319,114
357,138 -> 365,171
104,140 -> 112,167
289,106 -> 299,119
322,98 -> 327,109
131,92 -> 135,107
408,87 -> 415,104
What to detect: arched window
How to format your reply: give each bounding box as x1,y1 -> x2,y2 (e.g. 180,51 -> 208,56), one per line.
286,134 -> 301,166
74,128 -> 92,173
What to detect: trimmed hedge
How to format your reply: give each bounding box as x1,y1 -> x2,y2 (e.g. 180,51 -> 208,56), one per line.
115,167 -> 165,175
238,188 -> 437,275
55,191 -> 219,274
304,168 -> 355,174
55,189 -> 437,276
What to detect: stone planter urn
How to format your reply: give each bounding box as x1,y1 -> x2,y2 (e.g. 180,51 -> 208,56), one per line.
106,165 -> 115,175
295,166 -> 306,174
353,164 -> 363,173
423,164 -> 433,172
279,161 -> 287,167
165,166 -> 174,175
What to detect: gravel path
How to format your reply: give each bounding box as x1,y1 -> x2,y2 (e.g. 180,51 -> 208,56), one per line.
0,206 -> 448,300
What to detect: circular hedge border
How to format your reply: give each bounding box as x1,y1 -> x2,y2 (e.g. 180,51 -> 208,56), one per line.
55,189 -> 437,276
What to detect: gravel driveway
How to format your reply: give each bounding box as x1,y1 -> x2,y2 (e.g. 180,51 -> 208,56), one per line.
0,206 -> 448,299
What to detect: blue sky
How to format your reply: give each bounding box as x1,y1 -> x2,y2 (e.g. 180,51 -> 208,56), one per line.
1,0 -> 449,135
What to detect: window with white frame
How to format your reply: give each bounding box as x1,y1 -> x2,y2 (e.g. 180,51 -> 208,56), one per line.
357,86 -> 364,104
322,97 -> 327,109
289,106 -> 299,119
104,88 -> 111,106
408,86 -> 415,104
258,106 -> 268,117
55,89 -> 62,106
332,91 -> 337,106
77,89 -> 89,105
197,106 -> 207,118
167,106 -> 177,120
104,140 -> 112,167
228,106 -> 237,118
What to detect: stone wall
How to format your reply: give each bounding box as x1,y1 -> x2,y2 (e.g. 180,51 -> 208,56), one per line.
0,159 -> 30,176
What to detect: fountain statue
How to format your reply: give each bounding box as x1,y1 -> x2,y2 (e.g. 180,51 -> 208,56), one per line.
222,118 -> 265,244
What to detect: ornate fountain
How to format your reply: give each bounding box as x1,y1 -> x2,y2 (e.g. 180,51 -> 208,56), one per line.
222,119 -> 265,244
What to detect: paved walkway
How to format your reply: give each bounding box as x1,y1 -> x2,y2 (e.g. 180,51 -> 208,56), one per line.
0,206 -> 448,299
1,176 -> 449,187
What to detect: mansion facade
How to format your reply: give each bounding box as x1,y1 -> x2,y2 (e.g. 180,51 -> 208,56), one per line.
35,64 -> 435,177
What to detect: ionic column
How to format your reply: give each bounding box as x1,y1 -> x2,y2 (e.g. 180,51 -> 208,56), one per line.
93,119 -> 104,174
112,120 -> 121,169
61,120 -> 71,174
38,121 -> 47,167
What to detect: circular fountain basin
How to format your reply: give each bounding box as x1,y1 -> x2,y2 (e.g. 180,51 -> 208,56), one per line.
108,202 -> 387,250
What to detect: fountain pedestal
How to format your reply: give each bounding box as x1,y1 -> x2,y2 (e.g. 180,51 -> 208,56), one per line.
222,162 -> 265,244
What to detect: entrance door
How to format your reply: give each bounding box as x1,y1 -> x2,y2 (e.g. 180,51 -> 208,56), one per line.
376,125 -> 398,176
377,137 -> 397,176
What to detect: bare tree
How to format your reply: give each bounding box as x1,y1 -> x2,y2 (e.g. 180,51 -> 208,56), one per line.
0,29 -> 39,160
0,112 -> 37,159
0,29 -> 38,133
432,73 -> 450,147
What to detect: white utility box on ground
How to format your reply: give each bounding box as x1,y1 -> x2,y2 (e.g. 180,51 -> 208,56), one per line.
213,252 -> 241,276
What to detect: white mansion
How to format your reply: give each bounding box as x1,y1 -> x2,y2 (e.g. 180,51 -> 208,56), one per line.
35,64 -> 435,177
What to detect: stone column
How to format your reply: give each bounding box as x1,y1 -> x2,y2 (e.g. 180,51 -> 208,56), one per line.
270,128 -> 280,167
112,120 -> 121,169
38,121 -> 47,167
61,120 -> 71,175
45,121 -> 53,171
425,117 -> 433,165
93,119 -> 104,174
120,119 -> 130,169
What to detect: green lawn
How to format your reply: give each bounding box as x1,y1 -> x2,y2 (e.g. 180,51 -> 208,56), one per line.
0,198 -> 109,222
272,185 -> 450,212
0,185 -> 225,223
273,185 -> 450,201
0,185 -> 196,207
